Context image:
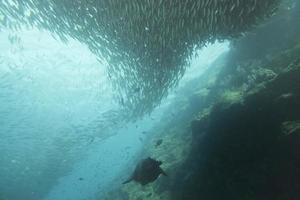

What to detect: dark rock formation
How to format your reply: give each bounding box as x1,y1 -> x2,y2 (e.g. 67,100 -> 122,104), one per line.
171,67 -> 300,200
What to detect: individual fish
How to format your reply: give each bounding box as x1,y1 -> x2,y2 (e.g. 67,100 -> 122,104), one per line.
122,157 -> 167,185
154,139 -> 163,147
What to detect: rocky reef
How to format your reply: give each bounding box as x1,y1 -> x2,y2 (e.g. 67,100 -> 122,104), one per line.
107,49 -> 300,199
176,66 -> 300,200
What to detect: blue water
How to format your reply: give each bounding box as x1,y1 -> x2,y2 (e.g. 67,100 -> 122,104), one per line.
0,27 -> 229,200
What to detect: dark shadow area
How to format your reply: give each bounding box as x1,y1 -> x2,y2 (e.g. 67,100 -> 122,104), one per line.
170,67 -> 300,200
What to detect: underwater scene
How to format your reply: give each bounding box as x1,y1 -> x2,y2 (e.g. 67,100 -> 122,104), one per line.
0,0 -> 300,199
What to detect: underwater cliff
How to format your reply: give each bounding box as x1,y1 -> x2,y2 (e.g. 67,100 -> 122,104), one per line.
0,0 -> 300,200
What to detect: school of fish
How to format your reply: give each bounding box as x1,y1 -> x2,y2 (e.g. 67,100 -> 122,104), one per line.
0,0 -> 281,120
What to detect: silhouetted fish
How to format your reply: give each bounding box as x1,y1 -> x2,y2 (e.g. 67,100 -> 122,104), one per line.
122,157 -> 167,185
155,139 -> 163,147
